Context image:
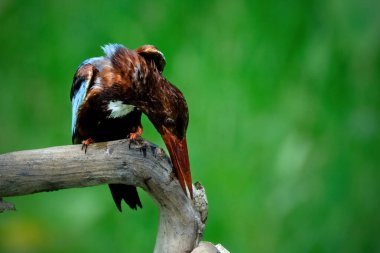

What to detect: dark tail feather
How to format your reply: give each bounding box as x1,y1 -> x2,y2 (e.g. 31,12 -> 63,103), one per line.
108,184 -> 142,212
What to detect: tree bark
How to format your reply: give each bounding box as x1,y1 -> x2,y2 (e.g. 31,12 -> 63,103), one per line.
0,139 -> 210,253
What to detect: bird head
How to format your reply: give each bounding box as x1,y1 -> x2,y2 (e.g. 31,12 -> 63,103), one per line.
133,45 -> 193,198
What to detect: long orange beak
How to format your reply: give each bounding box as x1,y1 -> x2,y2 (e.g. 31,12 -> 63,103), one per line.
162,127 -> 193,199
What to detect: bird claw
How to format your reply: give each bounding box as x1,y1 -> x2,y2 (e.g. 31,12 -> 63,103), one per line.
128,136 -> 143,149
129,132 -> 141,142
128,126 -> 143,149
129,126 -> 142,141
81,138 -> 94,154
128,137 -> 147,157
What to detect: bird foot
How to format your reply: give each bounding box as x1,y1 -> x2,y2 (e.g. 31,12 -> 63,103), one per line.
81,138 -> 94,153
128,126 -> 144,149
128,126 -> 146,156
129,132 -> 141,141
128,136 -> 144,149
129,139 -> 147,157
129,126 -> 143,142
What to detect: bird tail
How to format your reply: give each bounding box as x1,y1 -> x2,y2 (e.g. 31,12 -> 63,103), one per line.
108,184 -> 142,212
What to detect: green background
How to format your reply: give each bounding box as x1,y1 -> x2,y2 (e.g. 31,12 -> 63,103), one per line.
0,0 -> 379,252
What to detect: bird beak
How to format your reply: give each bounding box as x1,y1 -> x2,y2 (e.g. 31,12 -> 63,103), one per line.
162,126 -> 193,199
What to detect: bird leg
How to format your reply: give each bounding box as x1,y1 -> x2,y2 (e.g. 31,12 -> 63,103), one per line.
81,138 -> 94,153
128,126 -> 146,156
129,126 -> 143,141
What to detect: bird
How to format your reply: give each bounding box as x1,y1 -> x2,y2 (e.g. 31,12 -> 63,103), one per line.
70,44 -> 193,212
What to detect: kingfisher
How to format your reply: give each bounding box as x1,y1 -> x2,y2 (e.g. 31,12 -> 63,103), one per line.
70,44 -> 193,212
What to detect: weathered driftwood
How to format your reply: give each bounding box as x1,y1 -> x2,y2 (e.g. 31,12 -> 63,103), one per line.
0,139 -> 221,253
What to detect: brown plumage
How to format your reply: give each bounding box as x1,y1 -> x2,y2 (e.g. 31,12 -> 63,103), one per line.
70,44 -> 193,212
71,54 -> 143,211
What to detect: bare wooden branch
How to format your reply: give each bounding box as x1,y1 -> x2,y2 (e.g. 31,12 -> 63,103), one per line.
0,139 -> 208,253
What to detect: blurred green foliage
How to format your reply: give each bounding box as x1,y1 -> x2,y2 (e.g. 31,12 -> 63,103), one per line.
0,0 -> 379,252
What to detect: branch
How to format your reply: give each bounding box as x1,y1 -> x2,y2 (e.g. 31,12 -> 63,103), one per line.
0,139 -> 210,253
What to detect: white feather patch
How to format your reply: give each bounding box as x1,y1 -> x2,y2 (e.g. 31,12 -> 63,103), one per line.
107,100 -> 135,118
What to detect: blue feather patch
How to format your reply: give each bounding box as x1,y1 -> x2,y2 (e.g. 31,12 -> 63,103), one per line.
71,78 -> 90,136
